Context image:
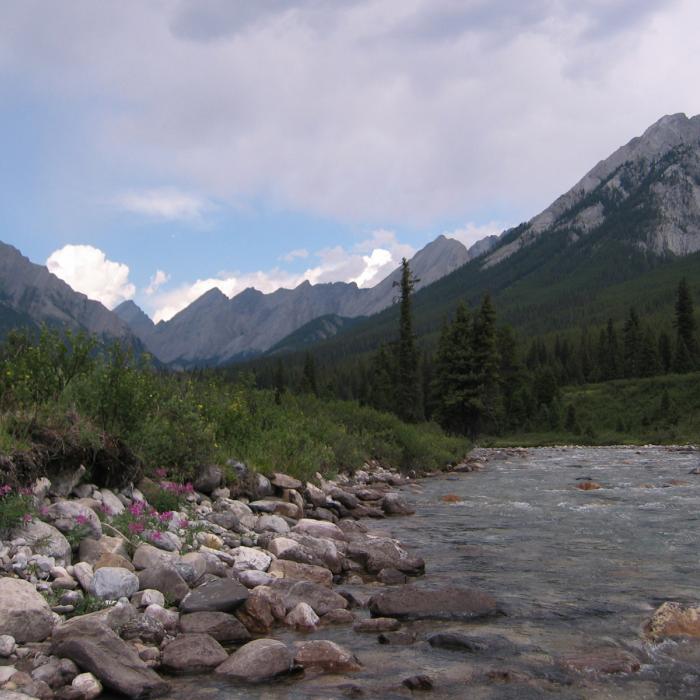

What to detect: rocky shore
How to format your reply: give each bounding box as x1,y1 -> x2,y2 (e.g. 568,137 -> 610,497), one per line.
0,455 -> 494,699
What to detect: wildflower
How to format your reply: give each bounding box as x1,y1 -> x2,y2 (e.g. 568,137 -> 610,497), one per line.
19,487 -> 33,496
39,505 -> 49,517
154,467 -> 168,479
151,530 -> 162,541
129,502 -> 145,517
178,518 -> 190,529
184,483 -> 194,493
128,521 -> 145,534
22,513 -> 33,524
75,514 -> 89,525
99,503 -> 112,516
0,484 -> 12,497
159,511 -> 173,522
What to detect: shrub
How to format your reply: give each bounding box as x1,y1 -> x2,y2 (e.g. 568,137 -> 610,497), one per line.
0,485 -> 34,531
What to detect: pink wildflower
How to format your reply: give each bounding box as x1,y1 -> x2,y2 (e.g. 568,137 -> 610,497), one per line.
184,483 -> 194,493
75,514 -> 89,525
178,518 -> 190,529
19,487 -> 32,496
151,530 -> 162,541
99,503 -> 112,516
159,511 -> 173,522
22,513 -> 33,524
154,467 -> 168,479
0,484 -> 12,497
128,521 -> 145,534
129,502 -> 144,516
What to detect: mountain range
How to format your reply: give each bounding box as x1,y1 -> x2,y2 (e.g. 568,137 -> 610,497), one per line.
2,112 -> 700,367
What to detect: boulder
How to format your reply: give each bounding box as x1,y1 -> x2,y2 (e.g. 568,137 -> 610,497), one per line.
79,536 -> 129,567
270,579 -> 348,616
255,474 -> 274,498
235,586 -> 286,634
268,559 -> 333,587
249,500 -> 301,520
255,514 -> 290,534
132,543 -> 178,571
49,465 -> 86,498
377,568 -> 408,585
178,612 -> 251,643
403,675 -> 434,691
237,570 -> 275,588
206,510 -> 239,531
427,632 -> 517,654
270,473 -> 302,490
304,482 -> 328,507
137,564 -> 190,604
347,538 -> 424,574
180,579 -> 249,614
71,672 -> 103,700
11,520 -> 71,565
283,534 -> 344,573
377,631 -> 416,645
0,634 -> 16,657
160,634 -> 228,674
231,546 -> 271,572
94,552 -> 135,572
293,640 -> 361,673
644,601 -> 700,640
285,603 -> 319,631
131,590 -> 165,609
576,481 -> 602,491
381,493 -> 415,516
267,537 -> 298,557
51,618 -> 169,698
292,519 -> 347,542
320,609 -> 355,626
0,578 -> 54,642
193,465 -> 223,495
215,639 -> 293,682
99,489 -> 125,516
45,501 -> 101,540
369,586 -> 501,621
89,567 -> 139,600
118,615 -> 166,645
144,604 -> 179,633
72,562 -> 94,591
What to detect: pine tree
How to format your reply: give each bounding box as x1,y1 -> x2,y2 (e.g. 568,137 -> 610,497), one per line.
674,277 -> 697,370
301,352 -> 318,396
638,327 -> 661,377
622,308 -> 641,378
658,331 -> 672,373
368,344 -> 396,412
471,293 -> 502,435
394,258 -> 420,422
274,359 -> 286,405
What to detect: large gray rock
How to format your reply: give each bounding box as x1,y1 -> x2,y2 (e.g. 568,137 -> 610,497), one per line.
270,579 -> 348,616
381,493 -> 415,516
346,537 -> 424,574
137,564 -> 190,604
11,520 -> 71,565
180,579 -> 249,614
291,519 -> 347,541
193,465 -> 223,495
369,586 -> 501,621
160,634 -> 228,674
51,618 -> 169,698
79,536 -> 130,567
234,586 -> 286,634
45,502 -> 101,539
132,543 -> 178,570
268,559 -> 332,587
89,567 -> 139,600
215,639 -> 293,682
0,578 -> 54,642
270,473 -> 302,490
178,612 -> 251,643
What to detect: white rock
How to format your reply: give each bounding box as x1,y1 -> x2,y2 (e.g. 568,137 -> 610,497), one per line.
45,501 -> 102,539
133,589 -> 165,608
237,570 -> 275,588
256,514 -> 290,534
0,634 -> 16,657
72,561 -> 94,591
0,578 -> 54,642
144,603 -> 179,631
11,520 -> 72,566
0,665 -> 16,683
99,489 -> 125,516
89,567 -> 139,600
232,546 -> 271,572
72,672 -> 103,700
285,602 -> 319,630
292,519 -> 347,542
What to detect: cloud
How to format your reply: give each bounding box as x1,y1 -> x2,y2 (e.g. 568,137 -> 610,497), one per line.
145,269 -> 170,295
279,248 -> 309,262
116,188 -> 210,221
148,228 -> 413,321
3,0 -> 697,228
443,221 -> 505,248
46,244 -> 135,309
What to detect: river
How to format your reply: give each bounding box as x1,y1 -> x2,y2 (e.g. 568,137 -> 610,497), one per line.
166,446 -> 700,699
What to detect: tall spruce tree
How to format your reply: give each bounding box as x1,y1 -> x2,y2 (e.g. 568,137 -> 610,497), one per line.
471,293 -> 502,435
622,308 -> 641,378
673,277 -> 697,372
394,258 -> 421,422
300,352 -> 318,395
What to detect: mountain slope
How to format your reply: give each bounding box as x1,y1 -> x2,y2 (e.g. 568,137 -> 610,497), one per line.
0,241 -> 139,343
129,234 -> 492,367
283,112 -> 700,362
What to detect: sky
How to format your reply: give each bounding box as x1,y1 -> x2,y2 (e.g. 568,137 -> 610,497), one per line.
1,0 -> 699,322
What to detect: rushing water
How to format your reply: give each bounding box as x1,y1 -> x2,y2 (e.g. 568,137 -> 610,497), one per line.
166,446 -> 700,699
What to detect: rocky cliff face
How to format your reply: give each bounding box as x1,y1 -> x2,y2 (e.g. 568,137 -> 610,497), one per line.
0,242 -> 136,342
485,113 -> 700,267
129,234 -> 489,366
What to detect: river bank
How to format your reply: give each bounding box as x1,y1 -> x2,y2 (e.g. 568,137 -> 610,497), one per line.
3,447 -> 700,699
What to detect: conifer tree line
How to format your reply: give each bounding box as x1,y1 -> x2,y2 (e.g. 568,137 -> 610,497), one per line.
247,272 -> 698,439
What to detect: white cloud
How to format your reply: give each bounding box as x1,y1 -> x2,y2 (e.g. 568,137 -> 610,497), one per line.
148,228 -> 413,321
46,244 -> 135,309
444,221 -> 506,248
116,188 -> 210,221
145,269 -> 170,295
279,248 -> 309,262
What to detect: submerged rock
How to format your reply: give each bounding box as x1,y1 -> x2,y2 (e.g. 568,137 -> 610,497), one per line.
368,586 -> 501,621
178,612 -> 251,643
160,634 -> 228,674
644,601 -> 700,640
293,640 -> 361,673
